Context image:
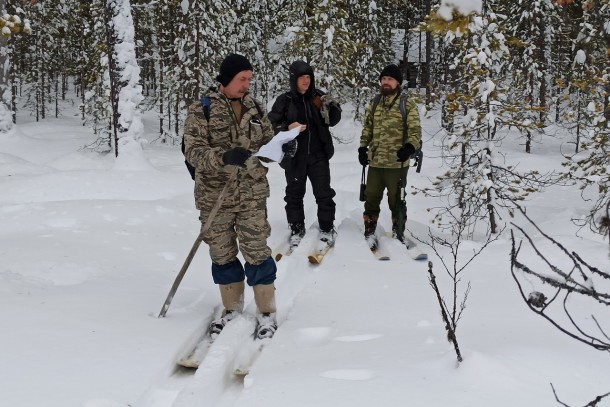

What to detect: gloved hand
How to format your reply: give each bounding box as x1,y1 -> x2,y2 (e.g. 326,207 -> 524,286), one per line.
396,143 -> 416,162
223,147 -> 251,167
358,146 -> 369,166
282,139 -> 298,158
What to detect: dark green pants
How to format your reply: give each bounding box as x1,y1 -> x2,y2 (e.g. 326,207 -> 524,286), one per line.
363,166 -> 409,219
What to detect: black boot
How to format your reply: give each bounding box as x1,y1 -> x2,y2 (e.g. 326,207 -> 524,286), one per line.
363,214 -> 379,250
392,217 -> 406,243
289,222 -> 306,246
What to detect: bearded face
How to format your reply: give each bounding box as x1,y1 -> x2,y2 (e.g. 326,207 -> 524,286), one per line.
380,76 -> 400,96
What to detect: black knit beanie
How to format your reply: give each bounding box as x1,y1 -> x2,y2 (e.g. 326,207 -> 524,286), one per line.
216,54 -> 253,87
379,64 -> 403,84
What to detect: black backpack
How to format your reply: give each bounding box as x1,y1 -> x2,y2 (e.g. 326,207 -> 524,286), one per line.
181,96 -> 263,180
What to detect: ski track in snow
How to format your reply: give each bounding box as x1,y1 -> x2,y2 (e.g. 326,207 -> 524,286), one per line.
133,216 -> 420,406
133,223 -> 332,406
319,369 -> 377,381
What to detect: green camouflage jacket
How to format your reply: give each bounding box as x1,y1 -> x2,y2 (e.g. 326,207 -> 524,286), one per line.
360,92 -> 422,169
183,90 -> 275,211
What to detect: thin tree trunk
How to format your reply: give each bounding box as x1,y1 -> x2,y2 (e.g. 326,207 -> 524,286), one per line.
104,1 -> 119,156
424,0 -> 432,105
537,13 -> 547,124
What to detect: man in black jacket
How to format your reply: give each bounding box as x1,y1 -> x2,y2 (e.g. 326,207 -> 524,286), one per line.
268,60 -> 342,247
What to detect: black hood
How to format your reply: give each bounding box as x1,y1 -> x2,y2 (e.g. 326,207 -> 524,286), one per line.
289,60 -> 315,96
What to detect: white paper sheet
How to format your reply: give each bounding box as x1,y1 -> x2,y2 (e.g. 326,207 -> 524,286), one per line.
254,126 -> 300,162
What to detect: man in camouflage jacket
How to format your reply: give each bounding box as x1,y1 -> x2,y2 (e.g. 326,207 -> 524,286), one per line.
183,54 -> 278,339
358,64 -> 422,250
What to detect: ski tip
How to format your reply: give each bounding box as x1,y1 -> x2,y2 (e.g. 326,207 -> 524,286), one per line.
234,367 -> 249,376
308,255 -> 322,264
177,359 -> 200,369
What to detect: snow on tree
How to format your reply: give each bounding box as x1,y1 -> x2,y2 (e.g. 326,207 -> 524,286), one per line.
233,0 -> 291,105
346,0 -> 391,121
500,0 -> 558,136
418,4 -> 551,235
111,0 -> 144,141
561,1 -> 610,237
163,0 -> 235,138
0,7 -> 31,133
286,0 -> 353,97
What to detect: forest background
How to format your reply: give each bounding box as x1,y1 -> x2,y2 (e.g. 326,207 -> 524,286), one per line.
1,0 -> 610,405
2,0 -> 609,241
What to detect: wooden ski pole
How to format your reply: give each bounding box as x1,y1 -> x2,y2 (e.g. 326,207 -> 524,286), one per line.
158,169 -> 238,318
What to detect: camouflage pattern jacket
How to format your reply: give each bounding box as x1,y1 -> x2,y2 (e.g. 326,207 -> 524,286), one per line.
360,92 -> 422,169
183,90 -> 275,211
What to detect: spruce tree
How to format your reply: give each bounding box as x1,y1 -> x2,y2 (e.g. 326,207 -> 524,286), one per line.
562,0 -> 610,235
0,4 -> 31,132
419,4 -> 548,235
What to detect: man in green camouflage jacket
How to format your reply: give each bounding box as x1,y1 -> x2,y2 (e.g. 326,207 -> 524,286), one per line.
358,64 -> 422,251
183,54 -> 278,339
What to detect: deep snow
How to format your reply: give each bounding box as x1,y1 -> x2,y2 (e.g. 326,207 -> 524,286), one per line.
1,99 -> 608,407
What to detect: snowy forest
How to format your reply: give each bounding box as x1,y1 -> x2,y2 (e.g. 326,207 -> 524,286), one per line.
2,0 -> 610,406
2,0 -> 610,234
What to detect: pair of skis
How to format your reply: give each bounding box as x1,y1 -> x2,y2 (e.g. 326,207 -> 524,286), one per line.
177,312 -> 270,377
368,228 -> 428,261
274,230 -> 335,265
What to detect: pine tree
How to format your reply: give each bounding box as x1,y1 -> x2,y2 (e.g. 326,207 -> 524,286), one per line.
346,0 -> 392,120
164,0 -> 235,138
500,0 -> 558,137
0,3 -> 31,132
419,4 -> 549,235
286,0 -> 353,99
107,0 -> 144,156
561,0 -> 610,235
235,0 -> 293,104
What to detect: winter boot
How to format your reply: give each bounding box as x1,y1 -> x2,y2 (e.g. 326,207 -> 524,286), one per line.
392,217 -> 406,243
209,281 -> 245,338
256,312 -> 277,339
209,309 -> 238,339
288,222 -> 306,246
319,226 -> 337,247
253,284 -> 278,339
363,214 -> 379,250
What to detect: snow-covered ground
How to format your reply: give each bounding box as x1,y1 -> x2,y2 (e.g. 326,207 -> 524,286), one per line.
1,100 -> 608,407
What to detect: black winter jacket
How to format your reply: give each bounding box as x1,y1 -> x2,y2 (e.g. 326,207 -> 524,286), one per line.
268,60 -> 341,166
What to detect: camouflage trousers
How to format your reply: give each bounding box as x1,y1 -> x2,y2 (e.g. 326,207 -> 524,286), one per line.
363,166 -> 409,220
200,199 -> 272,266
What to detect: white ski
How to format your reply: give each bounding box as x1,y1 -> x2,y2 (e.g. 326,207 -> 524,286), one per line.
176,306 -> 221,369
404,237 -> 428,261
365,235 -> 390,261
233,340 -> 267,377
273,241 -> 299,262
177,335 -> 213,368
384,232 -> 428,261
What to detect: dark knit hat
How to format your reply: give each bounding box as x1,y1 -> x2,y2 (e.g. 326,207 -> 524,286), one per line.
379,64 -> 403,84
216,54 -> 253,87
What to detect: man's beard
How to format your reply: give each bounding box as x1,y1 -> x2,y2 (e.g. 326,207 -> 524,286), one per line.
380,84 -> 399,96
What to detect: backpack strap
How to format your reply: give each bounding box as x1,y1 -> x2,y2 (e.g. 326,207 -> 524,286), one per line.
251,98 -> 264,119
200,95 -> 211,121
370,94 -> 382,117
399,93 -> 408,146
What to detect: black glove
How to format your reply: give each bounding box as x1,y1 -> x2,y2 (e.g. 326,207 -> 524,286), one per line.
223,147 -> 251,167
282,139 -> 298,158
396,143 -> 416,162
358,146 -> 369,166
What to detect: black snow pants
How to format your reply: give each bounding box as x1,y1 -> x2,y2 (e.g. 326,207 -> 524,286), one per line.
284,151 -> 336,231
